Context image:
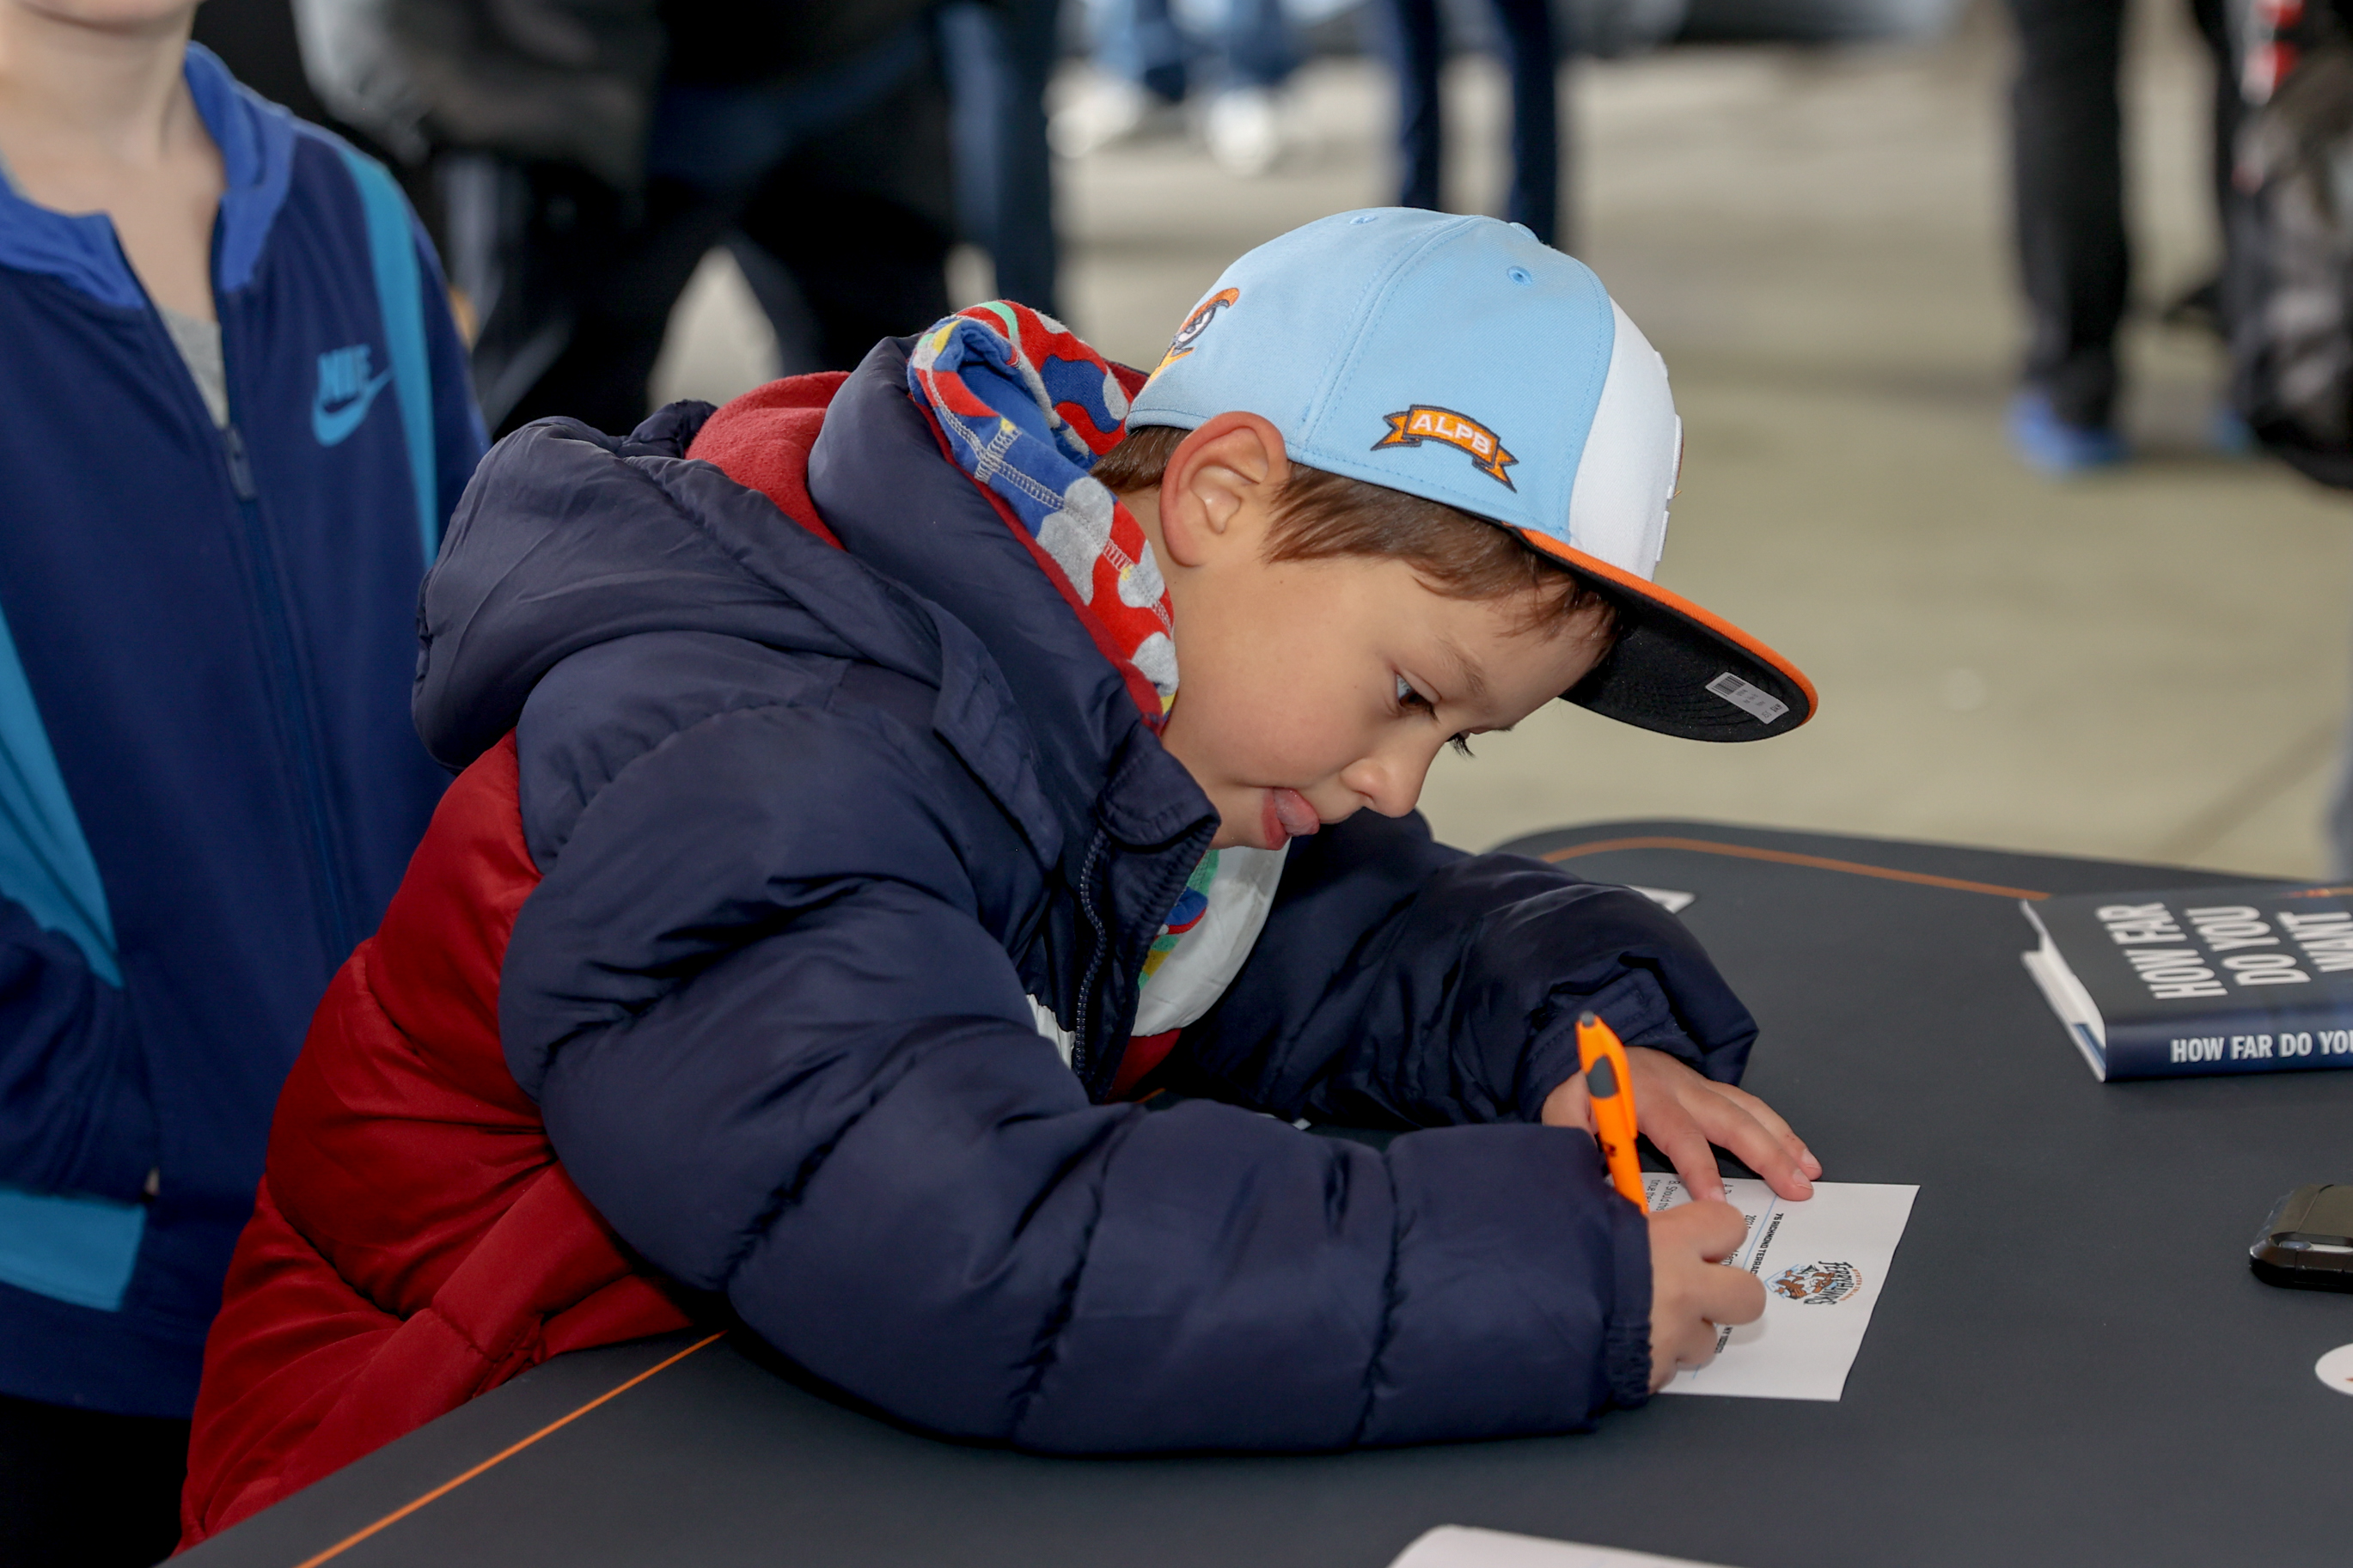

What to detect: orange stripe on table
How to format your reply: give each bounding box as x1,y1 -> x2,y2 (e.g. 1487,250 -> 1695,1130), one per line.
290,1332 -> 724,1568
1538,835 -> 2050,902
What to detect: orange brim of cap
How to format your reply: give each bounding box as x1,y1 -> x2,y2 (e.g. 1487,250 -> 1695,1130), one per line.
1513,528 -> 1818,742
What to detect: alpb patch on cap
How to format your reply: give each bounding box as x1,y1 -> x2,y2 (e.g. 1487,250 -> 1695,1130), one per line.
1373,405 -> 1519,489
1152,288 -> 1240,377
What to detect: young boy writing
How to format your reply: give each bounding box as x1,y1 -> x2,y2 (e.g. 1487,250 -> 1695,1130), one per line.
182,210 -> 1820,1538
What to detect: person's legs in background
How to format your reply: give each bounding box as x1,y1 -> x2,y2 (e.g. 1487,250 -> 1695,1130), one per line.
453,162 -> 733,437
1053,0 -> 1191,157
941,0 -> 1061,314
1374,0 -> 1561,242
1053,0 -> 1296,176
2181,0 -> 2257,448
2185,0 -> 2242,304
2005,0 -> 2133,472
736,56 -> 956,372
0,1393 -> 187,1568
464,15 -> 954,435
1203,0 -> 1299,174
1373,0 -> 1445,212
1488,0 -> 1561,246
1099,0 -> 1192,100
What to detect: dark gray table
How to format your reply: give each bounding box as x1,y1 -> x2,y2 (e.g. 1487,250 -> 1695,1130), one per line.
181,821 -> 2353,1568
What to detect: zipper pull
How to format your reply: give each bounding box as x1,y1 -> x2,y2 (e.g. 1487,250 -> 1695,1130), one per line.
223,424 -> 258,500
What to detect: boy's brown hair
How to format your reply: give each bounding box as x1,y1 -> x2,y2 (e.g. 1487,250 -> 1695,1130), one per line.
1093,425 -> 1620,644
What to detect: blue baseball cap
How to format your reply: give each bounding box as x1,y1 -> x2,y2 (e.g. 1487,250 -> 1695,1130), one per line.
1125,209 -> 1815,742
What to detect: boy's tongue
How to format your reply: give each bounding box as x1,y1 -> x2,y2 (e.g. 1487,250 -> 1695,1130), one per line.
1262,787 -> 1321,845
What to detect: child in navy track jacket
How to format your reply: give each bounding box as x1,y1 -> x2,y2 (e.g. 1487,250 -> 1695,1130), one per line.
185,210 -> 1823,1534
0,11 -> 482,1560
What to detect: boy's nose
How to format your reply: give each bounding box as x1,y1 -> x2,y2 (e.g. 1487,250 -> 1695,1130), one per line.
1340,738 -> 1442,818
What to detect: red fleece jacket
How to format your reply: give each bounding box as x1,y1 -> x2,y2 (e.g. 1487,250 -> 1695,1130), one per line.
178,376 -> 846,1547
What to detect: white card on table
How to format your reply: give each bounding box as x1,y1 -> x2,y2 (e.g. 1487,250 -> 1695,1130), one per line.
1389,1525 -> 1733,1568
1645,1174 -> 1917,1401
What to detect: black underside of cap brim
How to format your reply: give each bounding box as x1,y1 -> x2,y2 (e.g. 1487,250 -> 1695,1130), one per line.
1565,600 -> 1813,741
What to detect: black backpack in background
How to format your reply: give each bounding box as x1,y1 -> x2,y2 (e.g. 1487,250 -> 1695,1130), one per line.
2228,0 -> 2353,487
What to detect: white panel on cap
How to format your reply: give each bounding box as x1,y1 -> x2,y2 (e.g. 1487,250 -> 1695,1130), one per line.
1564,302 -> 1679,580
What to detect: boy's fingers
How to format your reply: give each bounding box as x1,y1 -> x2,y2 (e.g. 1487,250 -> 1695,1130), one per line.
1653,1280 -> 1751,1385
1698,1262 -> 1766,1327
1647,1205 -> 1763,1388
1660,1197 -> 1748,1260
1538,1072 -> 1589,1130
1685,1090 -> 1813,1201
1702,1083 -> 1823,1185
1622,1050 -> 1822,1195
1644,1103 -> 1725,1203
1653,1324 -> 1716,1388
1708,1079 -> 1798,1142
1659,1320 -> 1720,1381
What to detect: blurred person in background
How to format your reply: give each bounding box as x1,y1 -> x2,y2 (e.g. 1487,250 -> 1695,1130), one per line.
2002,0 -> 2238,473
190,0 -> 431,217
1051,0 -> 1299,176
0,0 -> 482,1561
302,0 -> 963,436
1371,0 -> 1562,244
944,0 -> 1060,314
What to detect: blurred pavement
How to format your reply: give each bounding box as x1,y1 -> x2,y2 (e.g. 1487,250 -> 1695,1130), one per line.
654,0 -> 2353,878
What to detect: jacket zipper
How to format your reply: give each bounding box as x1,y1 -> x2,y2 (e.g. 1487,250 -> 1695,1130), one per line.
222,420 -> 355,961
120,200 -> 358,969
1068,831 -> 1110,1086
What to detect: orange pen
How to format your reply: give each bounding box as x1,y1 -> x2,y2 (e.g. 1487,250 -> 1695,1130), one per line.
1576,1011 -> 1645,1206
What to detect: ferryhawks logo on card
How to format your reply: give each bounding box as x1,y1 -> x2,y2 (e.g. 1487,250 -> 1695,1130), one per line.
1769,1260 -> 1861,1305
312,344 -> 393,446
1152,288 -> 1240,376
1372,405 -> 1519,489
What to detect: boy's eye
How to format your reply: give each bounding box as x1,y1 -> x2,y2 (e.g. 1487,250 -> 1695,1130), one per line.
1396,674 -> 1474,755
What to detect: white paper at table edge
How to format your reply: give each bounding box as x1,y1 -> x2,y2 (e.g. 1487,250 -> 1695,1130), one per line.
1627,885 -> 1696,915
1389,1526 -> 1735,1568
1645,1177 -> 1920,1402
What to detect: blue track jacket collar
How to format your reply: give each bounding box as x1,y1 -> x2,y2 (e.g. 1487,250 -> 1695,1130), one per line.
0,45 -> 293,309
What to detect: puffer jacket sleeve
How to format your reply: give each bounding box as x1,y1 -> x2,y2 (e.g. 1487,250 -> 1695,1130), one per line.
1181,809 -> 1760,1129
502,694 -> 1653,1452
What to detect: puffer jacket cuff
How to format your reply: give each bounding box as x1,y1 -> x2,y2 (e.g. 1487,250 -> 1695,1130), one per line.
1603,1183 -> 1654,1406
1357,1126 -> 1649,1443
1512,967 -> 1696,1121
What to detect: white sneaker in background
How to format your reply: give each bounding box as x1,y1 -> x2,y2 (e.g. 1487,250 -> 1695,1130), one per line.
1048,77 -> 1179,159
1203,87 -> 1284,177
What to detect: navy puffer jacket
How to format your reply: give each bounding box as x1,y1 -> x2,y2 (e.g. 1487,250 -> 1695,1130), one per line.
413,339 -> 1761,1450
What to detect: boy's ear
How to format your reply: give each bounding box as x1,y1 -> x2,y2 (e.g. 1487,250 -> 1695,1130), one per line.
1156,412 -> 1290,569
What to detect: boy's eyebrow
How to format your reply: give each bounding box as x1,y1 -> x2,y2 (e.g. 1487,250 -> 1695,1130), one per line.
1436,634 -> 1492,707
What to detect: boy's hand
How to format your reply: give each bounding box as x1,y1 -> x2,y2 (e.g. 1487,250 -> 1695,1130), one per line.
1541,1046 -> 1820,1203
1647,1200 -> 1765,1390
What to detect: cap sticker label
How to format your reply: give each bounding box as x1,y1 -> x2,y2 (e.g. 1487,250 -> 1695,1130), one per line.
1707,671 -> 1789,724
1152,288 -> 1240,376
1373,406 -> 1519,490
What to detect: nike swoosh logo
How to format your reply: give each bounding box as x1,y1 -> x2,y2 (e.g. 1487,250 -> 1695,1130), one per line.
312,369 -> 394,446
